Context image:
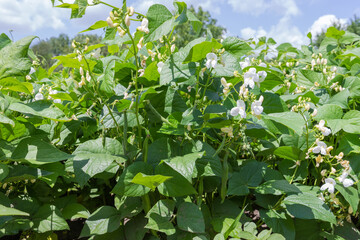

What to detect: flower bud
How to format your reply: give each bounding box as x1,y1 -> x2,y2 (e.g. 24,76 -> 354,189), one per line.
79,67 -> 84,76
125,15 -> 131,27
311,109 -> 317,117
106,17 -> 114,27
171,44 -> 176,53
128,6 -> 135,16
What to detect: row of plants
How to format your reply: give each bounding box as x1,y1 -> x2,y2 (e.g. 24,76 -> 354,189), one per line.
1,0 -> 360,239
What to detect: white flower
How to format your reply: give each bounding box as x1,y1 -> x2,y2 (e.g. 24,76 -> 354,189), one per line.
86,71 -> 91,82
259,62 -> 267,68
251,95 -> 264,116
137,37 -> 144,50
343,178 -> 354,188
315,120 -> 331,136
338,171 -> 354,188
53,99 -> 61,104
258,71 -> 267,82
205,53 -> 217,69
49,89 -> 58,95
230,100 -> 246,118
106,16 -> 114,27
244,68 -> 259,89
138,69 -> 145,77
313,140 -> 327,155
137,18 -> 149,34
320,178 -> 336,194
157,61 -> 164,73
128,6 -> 135,16
221,77 -> 232,95
239,57 -> 251,69
34,93 -> 44,101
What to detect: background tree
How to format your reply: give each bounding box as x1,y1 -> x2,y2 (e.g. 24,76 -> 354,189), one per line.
32,34 -> 102,68
313,15 -> 360,47
173,6 -> 226,48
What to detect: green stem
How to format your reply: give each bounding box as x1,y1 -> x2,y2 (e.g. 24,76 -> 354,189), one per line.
145,100 -> 172,125
99,1 -> 118,9
105,104 -> 121,135
220,150 -> 230,203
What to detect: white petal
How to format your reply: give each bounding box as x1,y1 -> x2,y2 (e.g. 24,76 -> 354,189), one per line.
312,146 -> 321,154
343,178 -> 354,188
320,147 -> 327,155
323,128 -> 331,136
211,59 -> 217,68
206,53 -> 217,61
327,184 -> 335,194
320,183 -> 330,191
239,109 -> 247,118
325,178 -> 336,185
230,107 -> 240,116
205,59 -> 211,69
259,63 -> 266,68
237,100 -> 246,109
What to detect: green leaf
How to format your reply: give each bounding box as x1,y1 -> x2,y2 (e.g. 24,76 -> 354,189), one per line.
62,203 -> 90,220
80,20 -> 108,33
325,26 -> 345,39
314,104 -> 343,121
326,89 -> 350,109
0,36 -> 36,79
155,162 -> 197,197
262,92 -> 288,114
264,112 -> 305,135
0,77 -> 33,94
335,184 -> 359,213
214,51 -> 242,77
260,209 -> 295,240
274,146 -> 304,160
145,199 -> 176,235
228,161 -> 267,196
184,39 -> 222,63
144,4 -> 174,43
131,173 -> 172,190
283,192 -> 336,224
164,152 -> 204,182
0,33 -> 11,50
80,206 -> 121,237
0,163 -> 9,181
222,37 -> 252,58
164,87 -> 188,114
112,162 -> 153,197
72,138 -> 126,187
11,137 -> 70,165
177,202 -> 205,233
256,180 -> 301,195
33,204 -> 69,233
337,134 -> 360,155
0,204 -> 30,216
0,114 -> 14,127
296,69 -> 325,87
9,101 -> 69,122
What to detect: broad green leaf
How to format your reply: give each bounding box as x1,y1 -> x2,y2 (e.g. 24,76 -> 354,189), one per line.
115,196 -> 143,219
0,33 -> 11,50
296,69 -> 325,87
222,37 -> 252,58
33,204 -> 69,233
256,180 -> 301,195
80,206 -> 121,237
262,92 -> 288,114
314,104 -> 343,121
335,184 -> 359,212
0,114 -> 14,127
138,61 -> 159,86
228,161 -> 267,196
144,4 -> 174,42
164,152 -> 204,182
164,87 -> 188,114
0,205 -> 29,216
326,89 -> 350,109
145,199 -> 176,235
131,173 -> 172,190
0,36 -> 36,79
62,203 -> 90,220
0,164 -> 9,181
260,209 -> 295,240
155,162 -> 197,197
80,20 -> 108,33
112,162 -> 153,197
9,101 -> 69,122
160,51 -> 197,85
337,134 -> 360,155
177,202 -> 205,233
214,51 -> 242,77
0,77 -> 33,94
11,137 -> 70,165
264,112 -> 305,135
72,138 -> 126,187
184,39 -> 222,63
283,192 -> 336,224
124,213 -> 148,240
274,146 -> 304,160
334,221 -> 360,240
325,26 -> 345,39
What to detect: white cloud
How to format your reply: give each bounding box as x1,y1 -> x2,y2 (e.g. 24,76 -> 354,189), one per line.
308,14 -> 347,37
240,27 -> 267,39
0,0 -> 66,33
227,0 -> 299,17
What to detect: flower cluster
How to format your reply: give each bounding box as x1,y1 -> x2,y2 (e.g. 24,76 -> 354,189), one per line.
230,95 -> 264,119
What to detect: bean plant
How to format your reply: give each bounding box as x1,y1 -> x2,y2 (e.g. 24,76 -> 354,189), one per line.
1,0 -> 360,239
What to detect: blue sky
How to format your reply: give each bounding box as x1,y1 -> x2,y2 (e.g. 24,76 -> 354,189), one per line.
1,0 -> 359,47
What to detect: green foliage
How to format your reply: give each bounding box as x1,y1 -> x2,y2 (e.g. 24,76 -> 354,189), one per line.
1,1 -> 360,239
